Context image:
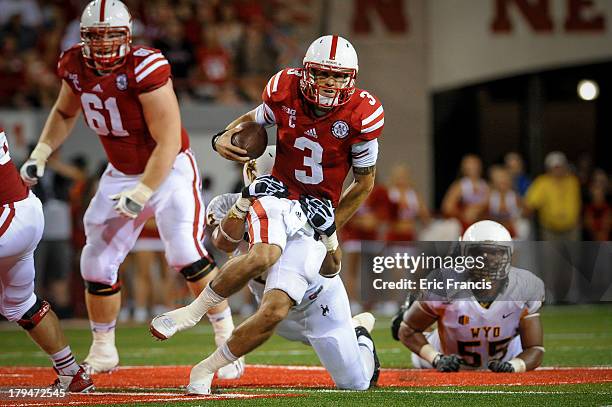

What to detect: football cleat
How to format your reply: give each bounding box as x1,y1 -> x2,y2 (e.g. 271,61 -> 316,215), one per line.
187,360 -> 215,395
51,365 -> 95,393
82,342 -> 119,374
150,308 -> 199,341
351,312 -> 375,333
217,357 -> 245,380
355,326 -> 380,387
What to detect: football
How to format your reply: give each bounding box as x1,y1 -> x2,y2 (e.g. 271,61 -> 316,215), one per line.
231,121 -> 268,159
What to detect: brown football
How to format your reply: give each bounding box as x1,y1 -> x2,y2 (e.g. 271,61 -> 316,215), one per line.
231,121 -> 268,159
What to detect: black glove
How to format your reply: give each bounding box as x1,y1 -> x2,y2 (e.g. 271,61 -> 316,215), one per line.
390,305 -> 407,341
488,359 -> 515,373
299,194 -> 336,237
242,175 -> 288,199
432,354 -> 461,372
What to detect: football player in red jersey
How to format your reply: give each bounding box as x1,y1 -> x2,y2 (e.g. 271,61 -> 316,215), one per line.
150,35 -> 383,393
19,0 -> 240,378
1,129 -> 94,392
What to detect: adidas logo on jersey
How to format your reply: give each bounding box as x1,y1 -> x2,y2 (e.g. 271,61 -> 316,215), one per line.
304,128 -> 317,138
92,84 -> 103,93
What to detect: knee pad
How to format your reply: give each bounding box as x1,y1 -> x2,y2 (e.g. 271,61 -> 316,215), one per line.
17,297 -> 51,330
86,280 -> 121,296
179,254 -> 216,282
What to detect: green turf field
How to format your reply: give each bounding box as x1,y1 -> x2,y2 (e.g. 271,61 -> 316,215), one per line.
1,304 -> 611,406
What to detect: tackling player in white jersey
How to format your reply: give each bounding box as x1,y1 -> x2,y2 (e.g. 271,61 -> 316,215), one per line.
394,220 -> 545,372
154,147 -> 380,393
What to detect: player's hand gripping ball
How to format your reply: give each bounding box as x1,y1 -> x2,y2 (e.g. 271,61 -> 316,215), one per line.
299,195 -> 336,237
230,122 -> 268,159
242,175 -> 289,200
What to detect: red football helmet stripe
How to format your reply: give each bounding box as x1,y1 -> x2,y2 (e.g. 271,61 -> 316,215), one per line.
329,35 -> 339,60
100,0 -> 106,21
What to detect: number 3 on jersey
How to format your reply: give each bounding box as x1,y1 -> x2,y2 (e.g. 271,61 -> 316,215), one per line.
294,137 -> 323,184
81,93 -> 129,137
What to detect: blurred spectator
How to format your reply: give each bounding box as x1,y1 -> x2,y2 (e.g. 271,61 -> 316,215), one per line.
504,152 -> 531,197
153,17 -> 195,97
1,14 -> 37,50
525,151 -> 582,241
385,164 -> 430,242
584,170 -> 610,241
487,165 -> 529,239
441,154 -> 489,231
0,0 -> 43,27
340,178 -> 389,311
0,35 -> 26,106
235,17 -> 279,101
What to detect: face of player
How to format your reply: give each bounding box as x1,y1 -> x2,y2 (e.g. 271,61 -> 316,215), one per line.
81,27 -> 130,71
302,65 -> 356,110
465,243 -> 511,281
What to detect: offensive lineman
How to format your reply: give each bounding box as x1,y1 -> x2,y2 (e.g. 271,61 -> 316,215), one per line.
393,220 -> 545,372
0,128 -> 94,392
151,35 -> 383,392
19,0 -> 240,378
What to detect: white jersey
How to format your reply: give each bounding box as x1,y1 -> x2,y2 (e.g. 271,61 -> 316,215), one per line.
418,267 -> 544,369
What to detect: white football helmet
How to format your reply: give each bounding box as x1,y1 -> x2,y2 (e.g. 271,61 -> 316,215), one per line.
243,145 -> 276,186
80,0 -> 132,70
461,220 -> 513,281
300,35 -> 358,108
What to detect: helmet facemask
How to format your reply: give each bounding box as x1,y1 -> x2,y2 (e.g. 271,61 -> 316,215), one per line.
464,243 -> 512,282
81,26 -> 131,71
300,62 -> 356,109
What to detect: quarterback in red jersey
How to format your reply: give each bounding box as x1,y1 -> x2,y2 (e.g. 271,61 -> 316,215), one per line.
20,0 -> 240,378
1,129 -> 94,392
150,35 -> 383,393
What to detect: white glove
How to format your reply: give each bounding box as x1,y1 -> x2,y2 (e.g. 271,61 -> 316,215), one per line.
299,194 -> 339,252
109,182 -> 153,219
242,175 -> 289,199
20,142 -> 53,186
206,193 -> 240,226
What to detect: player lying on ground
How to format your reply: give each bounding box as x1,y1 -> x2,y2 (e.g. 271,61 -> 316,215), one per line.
0,128 -> 93,392
152,148 -> 379,393
391,220 -> 545,372
19,0 -> 238,378
150,33 -> 382,351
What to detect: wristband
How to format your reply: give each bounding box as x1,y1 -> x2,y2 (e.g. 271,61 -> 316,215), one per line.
320,231 -> 339,252
211,130 -> 227,152
419,344 -> 442,365
228,197 -> 251,220
131,182 -> 154,205
508,358 -> 526,373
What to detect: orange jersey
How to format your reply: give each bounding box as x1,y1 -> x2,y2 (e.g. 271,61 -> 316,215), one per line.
57,45 -> 190,174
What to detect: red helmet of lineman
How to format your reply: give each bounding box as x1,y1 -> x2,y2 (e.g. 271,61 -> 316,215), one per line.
80,0 -> 132,70
300,35 -> 359,108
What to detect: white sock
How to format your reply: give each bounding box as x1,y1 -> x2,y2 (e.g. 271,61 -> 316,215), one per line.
90,320 -> 116,345
51,346 -> 80,376
207,307 -> 235,346
184,284 -> 225,322
192,343 -> 238,382
357,335 -> 375,379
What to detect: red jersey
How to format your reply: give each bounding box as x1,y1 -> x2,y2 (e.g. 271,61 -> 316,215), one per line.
57,45 -> 190,175
0,128 -> 29,205
263,68 -> 384,206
